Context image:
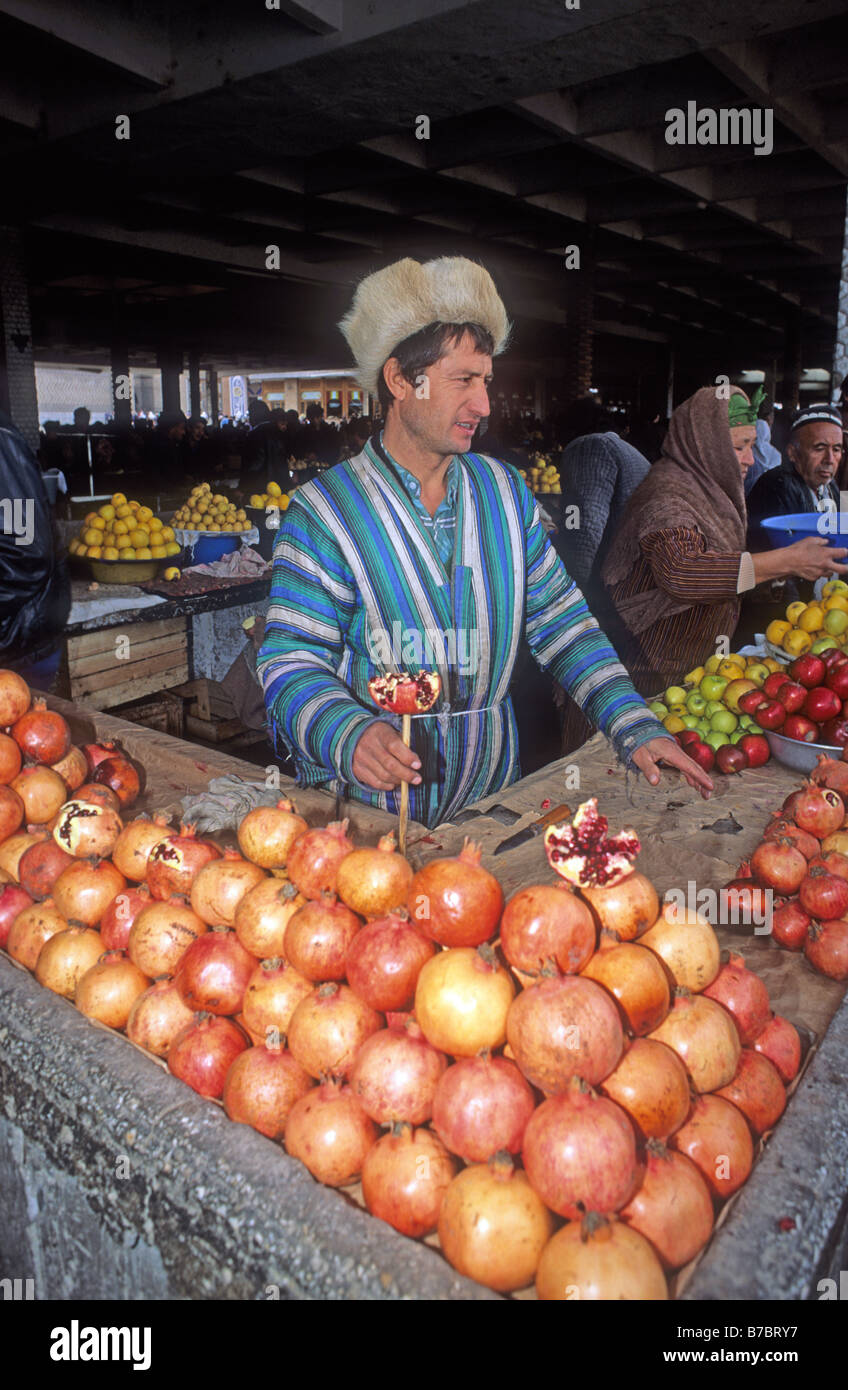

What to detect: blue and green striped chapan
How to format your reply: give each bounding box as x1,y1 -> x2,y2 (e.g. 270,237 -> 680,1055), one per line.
257,439 -> 665,828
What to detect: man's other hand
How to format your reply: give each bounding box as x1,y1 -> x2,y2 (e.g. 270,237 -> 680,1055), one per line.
631,737 -> 714,800
352,721 -> 423,792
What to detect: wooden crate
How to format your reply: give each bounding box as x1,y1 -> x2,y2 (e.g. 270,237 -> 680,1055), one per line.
59,617 -> 189,710
111,690 -> 186,739
172,678 -> 249,744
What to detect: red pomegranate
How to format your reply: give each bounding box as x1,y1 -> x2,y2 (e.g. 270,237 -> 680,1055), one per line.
35,925 -> 103,997
750,839 -> 807,895
438,1154 -> 555,1294
146,823 -> 222,899
284,1078 -> 376,1186
0,669 -> 31,727
100,885 -> 153,951
173,927 -> 258,1015
49,745 -> 87,793
360,1122 -> 456,1238
6,898 -> 69,969
75,951 -> 151,1029
283,894 -> 361,981
52,799 -> 123,859
335,832 -> 414,918
620,1141 -> 714,1270
72,783 -> 121,815
241,957 -> 314,1046
715,1048 -> 786,1135
10,766 -> 68,825
752,1014 -> 801,1083
168,1013 -> 248,1098
648,990 -> 741,1092
189,850 -> 266,927
522,1078 -> 639,1219
0,732 -> 22,784
236,797 -> 308,870
0,784 -> 25,842
0,827 -> 47,880
792,784 -> 844,838
414,944 -> 515,1057
805,918 -> 848,980
0,882 -> 34,948
581,936 -> 671,1036
222,1044 -> 313,1140
500,882 -> 596,975
92,755 -> 141,807
431,1054 -> 536,1162
52,858 -> 126,928
233,877 -> 304,959
344,910 -> 435,1012
506,972 -> 623,1093
535,1212 -> 667,1301
126,979 -> 196,1057
81,741 -> 116,775
670,1094 -> 754,1199
349,1020 -> 447,1125
287,981 -> 383,1079
771,900 -> 811,952
762,818 -> 819,860
17,837 -> 73,900
811,753 -> 848,798
600,1036 -> 692,1142
407,839 -> 503,947
128,896 -> 208,977
11,700 -> 70,765
578,870 -> 660,941
799,868 -> 848,920
702,951 -> 771,1045
286,819 -> 354,899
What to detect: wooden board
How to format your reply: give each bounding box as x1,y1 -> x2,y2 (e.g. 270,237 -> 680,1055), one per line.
59,616 -> 189,710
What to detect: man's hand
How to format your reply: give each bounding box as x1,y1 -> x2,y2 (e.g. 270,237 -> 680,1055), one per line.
352,721 -> 422,792
631,737 -> 714,799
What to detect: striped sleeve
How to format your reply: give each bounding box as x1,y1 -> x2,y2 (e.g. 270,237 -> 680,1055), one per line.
521,488 -> 669,762
256,494 -> 378,784
641,528 -> 742,599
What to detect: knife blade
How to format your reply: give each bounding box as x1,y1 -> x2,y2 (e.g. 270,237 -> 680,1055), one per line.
493,803 -> 572,856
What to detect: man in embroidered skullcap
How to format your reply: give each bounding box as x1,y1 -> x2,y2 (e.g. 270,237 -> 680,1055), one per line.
258,256 -> 714,826
747,402 -> 845,545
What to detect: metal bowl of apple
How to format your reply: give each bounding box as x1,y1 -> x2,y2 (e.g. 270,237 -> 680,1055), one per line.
764,729 -> 842,774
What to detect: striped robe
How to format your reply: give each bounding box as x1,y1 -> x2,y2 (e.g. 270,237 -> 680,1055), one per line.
258,441 -> 666,827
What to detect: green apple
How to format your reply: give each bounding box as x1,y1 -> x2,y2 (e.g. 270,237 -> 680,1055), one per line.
811,635 -> 840,653
649,701 -> 669,719
744,662 -> 770,686
705,700 -> 726,718
699,675 -> 729,702
696,720 -> 711,737
740,715 -> 757,731
730,729 -> 747,744
706,730 -> 731,751
710,708 -> 738,734
681,713 -> 700,729
664,686 -> 688,707
685,691 -> 707,716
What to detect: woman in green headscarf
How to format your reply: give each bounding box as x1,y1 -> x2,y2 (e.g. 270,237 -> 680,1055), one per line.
597,384 -> 848,695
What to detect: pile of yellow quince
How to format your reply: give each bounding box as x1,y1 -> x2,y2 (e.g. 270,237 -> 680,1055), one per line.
519,453 -> 561,495
172,482 -> 251,532
247,481 -> 291,511
764,580 -> 848,658
650,651 -> 784,739
69,493 -> 180,561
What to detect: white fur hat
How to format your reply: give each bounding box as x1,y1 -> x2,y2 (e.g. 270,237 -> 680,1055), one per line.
338,256 -> 511,394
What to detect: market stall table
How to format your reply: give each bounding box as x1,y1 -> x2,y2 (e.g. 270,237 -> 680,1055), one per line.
1,702 -> 846,1300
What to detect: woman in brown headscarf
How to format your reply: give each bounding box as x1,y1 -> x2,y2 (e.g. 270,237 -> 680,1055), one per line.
599,385 -> 848,696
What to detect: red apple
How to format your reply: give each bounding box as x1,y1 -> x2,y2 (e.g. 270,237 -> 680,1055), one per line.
687,740 -> 715,773
782,714 -> 820,742
820,717 -> 848,748
739,734 -> 770,768
775,681 -> 807,714
764,671 -> 792,698
716,744 -> 749,775
803,687 -> 842,723
821,647 -> 848,673
754,699 -> 786,731
788,654 -> 827,689
825,665 -> 848,699
738,689 -> 769,715
677,730 -> 702,748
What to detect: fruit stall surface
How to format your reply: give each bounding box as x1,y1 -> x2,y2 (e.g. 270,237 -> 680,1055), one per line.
1,697 -> 847,1299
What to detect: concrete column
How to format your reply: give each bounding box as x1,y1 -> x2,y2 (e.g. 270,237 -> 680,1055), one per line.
562,244 -> 594,407
779,311 -> 802,413
157,347 -> 182,416
207,367 -> 219,425
833,186 -> 848,405
0,227 -> 39,452
188,351 -> 201,419
110,329 -> 131,430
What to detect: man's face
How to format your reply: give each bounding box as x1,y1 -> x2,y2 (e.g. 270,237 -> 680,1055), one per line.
729,424 -> 756,478
391,331 -> 492,457
789,421 -> 843,488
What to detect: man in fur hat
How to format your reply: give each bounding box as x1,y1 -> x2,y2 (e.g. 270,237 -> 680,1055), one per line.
258,256 -> 712,826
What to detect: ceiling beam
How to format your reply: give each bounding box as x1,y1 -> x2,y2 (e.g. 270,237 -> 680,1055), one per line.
0,0 -> 171,86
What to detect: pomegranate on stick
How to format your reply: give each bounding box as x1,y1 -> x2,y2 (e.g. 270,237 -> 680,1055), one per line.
367,669 -> 441,854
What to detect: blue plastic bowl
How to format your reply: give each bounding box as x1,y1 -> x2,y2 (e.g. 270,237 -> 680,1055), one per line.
190,534 -> 241,565
761,512 -> 848,550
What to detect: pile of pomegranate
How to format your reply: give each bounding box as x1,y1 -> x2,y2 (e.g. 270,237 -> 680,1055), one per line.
0,687 -> 805,1302
727,763 -> 848,981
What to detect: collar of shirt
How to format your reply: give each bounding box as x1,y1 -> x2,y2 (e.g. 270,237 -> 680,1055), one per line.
376,430 -> 461,510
